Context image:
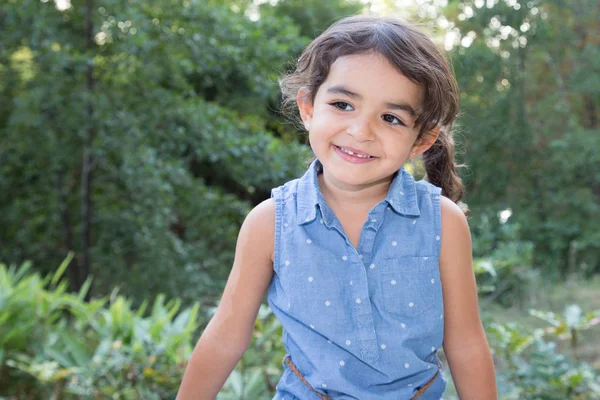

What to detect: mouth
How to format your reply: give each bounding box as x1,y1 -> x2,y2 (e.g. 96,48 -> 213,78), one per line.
333,145 -> 376,164
334,145 -> 374,159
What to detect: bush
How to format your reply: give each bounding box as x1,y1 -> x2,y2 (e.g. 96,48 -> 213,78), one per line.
3,256 -> 599,399
0,255 -> 200,399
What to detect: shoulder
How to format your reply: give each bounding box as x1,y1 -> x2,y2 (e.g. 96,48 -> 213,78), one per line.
246,197 -> 276,221
239,198 -> 276,262
440,196 -> 469,231
439,195 -> 472,272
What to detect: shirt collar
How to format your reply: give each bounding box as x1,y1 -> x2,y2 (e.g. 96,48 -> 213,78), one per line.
384,166 -> 421,217
296,159 -> 322,225
296,159 -> 420,225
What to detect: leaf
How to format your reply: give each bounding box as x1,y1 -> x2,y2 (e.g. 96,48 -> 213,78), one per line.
51,252 -> 74,286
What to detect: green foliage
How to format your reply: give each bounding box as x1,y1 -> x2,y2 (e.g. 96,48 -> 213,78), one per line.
445,0 -> 600,276
0,257 -> 200,399
3,258 -> 600,399
0,0 -> 312,305
259,0 -> 364,39
0,258 -> 286,399
471,215 -> 536,307
488,318 -> 600,399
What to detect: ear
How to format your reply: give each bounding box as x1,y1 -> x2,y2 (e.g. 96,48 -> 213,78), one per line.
411,126 -> 440,157
296,87 -> 314,130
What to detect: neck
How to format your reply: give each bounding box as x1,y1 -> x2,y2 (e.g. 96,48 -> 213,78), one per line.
318,168 -> 393,212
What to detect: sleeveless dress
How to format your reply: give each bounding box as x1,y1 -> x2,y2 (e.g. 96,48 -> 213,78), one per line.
267,159 -> 446,400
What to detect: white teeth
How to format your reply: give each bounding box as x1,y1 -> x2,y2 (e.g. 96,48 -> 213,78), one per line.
339,146 -> 371,158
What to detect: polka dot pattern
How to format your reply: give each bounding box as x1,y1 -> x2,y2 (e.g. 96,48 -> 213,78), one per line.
270,160 -> 445,398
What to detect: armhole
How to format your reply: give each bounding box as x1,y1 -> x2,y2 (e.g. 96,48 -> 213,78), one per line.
431,187 -> 443,259
271,187 -> 284,275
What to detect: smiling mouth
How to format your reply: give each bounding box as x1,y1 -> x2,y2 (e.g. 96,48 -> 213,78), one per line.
335,145 -> 374,159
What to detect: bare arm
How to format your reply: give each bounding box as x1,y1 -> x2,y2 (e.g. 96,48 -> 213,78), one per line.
176,199 -> 276,400
439,197 -> 497,399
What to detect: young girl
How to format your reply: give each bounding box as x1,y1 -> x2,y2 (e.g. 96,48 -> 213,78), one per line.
177,15 -> 497,400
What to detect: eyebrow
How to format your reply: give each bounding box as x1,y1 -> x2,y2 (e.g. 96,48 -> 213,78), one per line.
326,85 -> 418,117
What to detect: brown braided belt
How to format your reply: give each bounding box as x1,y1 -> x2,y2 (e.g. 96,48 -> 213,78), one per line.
284,356 -> 440,400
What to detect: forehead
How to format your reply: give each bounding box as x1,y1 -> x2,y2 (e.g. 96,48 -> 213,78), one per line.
318,52 -> 423,107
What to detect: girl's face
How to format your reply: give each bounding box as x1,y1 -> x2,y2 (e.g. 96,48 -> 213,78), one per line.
297,52 -> 438,191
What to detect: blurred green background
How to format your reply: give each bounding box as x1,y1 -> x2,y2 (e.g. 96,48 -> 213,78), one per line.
1,0 -> 599,398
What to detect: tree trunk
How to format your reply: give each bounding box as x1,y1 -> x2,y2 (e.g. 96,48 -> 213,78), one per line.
56,171 -> 77,289
80,0 -> 95,300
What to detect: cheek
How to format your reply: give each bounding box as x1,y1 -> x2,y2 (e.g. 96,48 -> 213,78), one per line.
379,134 -> 413,158
309,116 -> 338,140
307,131 -> 324,152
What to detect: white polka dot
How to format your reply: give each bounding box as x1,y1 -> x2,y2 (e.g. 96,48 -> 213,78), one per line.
325,301 -> 331,307
346,340 -> 351,346
370,263 -> 376,269
400,191 -> 405,196
284,223 -> 289,227
413,220 -> 417,225
322,383 -> 327,388
391,279 -> 397,285
409,302 -> 415,307
432,346 -> 436,352
339,360 -> 345,366
358,254 -> 363,259
320,219 -> 324,224
285,260 -> 290,266
381,344 -> 386,350
440,313 -> 444,319
389,200 -> 394,204
436,235 -> 440,241
387,206 -> 391,210
371,218 -> 377,222
431,278 -> 435,284
404,363 -> 410,368
306,239 -> 312,244
355,298 -> 361,304
428,365 -> 432,369
305,217 -> 310,222
350,280 -> 353,286
392,241 -> 397,247
401,323 -> 406,328
310,324 -> 315,329
423,257 -> 429,260
408,383 -> 413,387
342,255 -> 348,261
288,302 -> 291,308
308,276 -> 314,282
328,340 -> 332,344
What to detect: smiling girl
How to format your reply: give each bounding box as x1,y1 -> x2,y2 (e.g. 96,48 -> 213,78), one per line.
177,15 -> 497,400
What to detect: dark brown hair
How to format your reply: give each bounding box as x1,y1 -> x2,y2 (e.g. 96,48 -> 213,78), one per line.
279,15 -> 465,204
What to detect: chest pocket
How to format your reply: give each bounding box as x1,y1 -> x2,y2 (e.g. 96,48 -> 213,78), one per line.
381,256 -> 440,318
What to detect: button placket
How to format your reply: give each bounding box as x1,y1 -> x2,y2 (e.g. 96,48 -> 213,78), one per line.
352,211 -> 381,364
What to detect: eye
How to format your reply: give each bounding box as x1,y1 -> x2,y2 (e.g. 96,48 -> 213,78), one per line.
382,114 -> 406,127
330,101 -> 354,111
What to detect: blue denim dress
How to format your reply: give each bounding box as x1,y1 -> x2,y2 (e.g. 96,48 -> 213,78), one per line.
268,160 -> 445,400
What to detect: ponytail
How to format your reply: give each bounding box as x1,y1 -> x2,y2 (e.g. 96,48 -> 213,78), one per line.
422,128 -> 467,213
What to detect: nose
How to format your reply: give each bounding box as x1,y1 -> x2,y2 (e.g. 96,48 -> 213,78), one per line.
347,117 -> 375,142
